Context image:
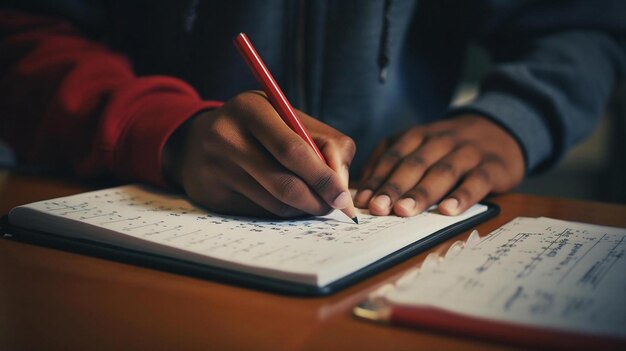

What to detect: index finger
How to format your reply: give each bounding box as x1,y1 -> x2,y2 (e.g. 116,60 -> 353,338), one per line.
243,95 -> 352,211
317,135 -> 356,188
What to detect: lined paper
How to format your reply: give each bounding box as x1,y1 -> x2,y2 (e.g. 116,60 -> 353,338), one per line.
9,184 -> 487,286
386,217 -> 626,338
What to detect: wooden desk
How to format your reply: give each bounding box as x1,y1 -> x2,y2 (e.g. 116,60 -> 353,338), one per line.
1,172 -> 625,350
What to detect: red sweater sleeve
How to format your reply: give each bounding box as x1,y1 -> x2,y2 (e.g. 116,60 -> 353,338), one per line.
0,9 -> 222,186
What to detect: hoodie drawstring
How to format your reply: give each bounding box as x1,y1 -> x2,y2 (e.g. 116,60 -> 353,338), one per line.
183,0 -> 199,32
378,0 -> 393,83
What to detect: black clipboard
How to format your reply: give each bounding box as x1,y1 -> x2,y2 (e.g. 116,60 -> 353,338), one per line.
0,203 -> 498,296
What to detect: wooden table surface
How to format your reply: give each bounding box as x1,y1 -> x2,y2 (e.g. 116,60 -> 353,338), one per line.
1,172 -> 625,350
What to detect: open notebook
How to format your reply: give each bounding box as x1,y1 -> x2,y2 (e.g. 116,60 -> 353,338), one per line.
355,217 -> 626,348
2,184 -> 497,295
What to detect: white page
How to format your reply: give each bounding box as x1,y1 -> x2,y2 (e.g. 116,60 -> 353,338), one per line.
385,217 -> 626,338
8,184 -> 487,286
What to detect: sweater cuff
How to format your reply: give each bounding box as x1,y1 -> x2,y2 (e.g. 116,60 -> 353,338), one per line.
448,91 -> 554,174
113,91 -> 221,187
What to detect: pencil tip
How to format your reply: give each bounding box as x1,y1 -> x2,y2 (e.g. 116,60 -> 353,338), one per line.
352,217 -> 359,224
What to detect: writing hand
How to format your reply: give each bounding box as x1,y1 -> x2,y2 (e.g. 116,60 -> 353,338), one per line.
163,91 -> 356,218
355,115 -> 525,216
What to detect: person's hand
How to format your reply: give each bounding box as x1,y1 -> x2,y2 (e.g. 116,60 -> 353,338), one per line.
162,91 -> 356,218
355,115 -> 525,216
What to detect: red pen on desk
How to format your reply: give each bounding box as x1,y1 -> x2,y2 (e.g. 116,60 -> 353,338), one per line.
354,303 -> 624,349
234,32 -> 358,224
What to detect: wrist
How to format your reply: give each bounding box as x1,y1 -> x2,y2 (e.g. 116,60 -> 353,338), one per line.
162,115 -> 197,189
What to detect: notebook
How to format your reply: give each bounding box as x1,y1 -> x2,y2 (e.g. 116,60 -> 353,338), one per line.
1,184 -> 497,295
354,217 -> 626,348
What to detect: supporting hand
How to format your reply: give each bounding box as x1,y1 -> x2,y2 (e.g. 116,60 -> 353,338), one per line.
355,115 -> 525,216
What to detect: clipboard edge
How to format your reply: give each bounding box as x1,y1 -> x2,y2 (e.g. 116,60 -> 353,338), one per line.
0,202 -> 499,297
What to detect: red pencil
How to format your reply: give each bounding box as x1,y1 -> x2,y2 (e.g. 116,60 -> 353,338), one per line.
354,303 -> 625,350
233,32 -> 358,224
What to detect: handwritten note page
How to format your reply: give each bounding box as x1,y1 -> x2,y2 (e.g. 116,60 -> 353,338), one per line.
9,185 -> 487,286
385,217 -> 626,338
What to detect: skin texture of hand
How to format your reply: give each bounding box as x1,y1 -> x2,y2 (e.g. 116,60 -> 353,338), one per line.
163,91 -> 356,218
355,115 -> 525,217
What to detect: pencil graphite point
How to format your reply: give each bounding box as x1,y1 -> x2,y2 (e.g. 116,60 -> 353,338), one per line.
340,200 -> 359,224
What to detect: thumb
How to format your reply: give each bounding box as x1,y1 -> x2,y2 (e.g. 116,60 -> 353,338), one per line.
318,136 -> 356,188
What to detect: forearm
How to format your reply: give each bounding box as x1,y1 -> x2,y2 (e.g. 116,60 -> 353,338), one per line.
0,9 -> 220,185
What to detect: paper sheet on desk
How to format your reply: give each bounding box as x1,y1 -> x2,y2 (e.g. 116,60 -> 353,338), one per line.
8,184 -> 489,286
385,217 -> 626,338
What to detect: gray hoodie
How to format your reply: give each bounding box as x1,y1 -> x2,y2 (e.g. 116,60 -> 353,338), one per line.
7,0 -> 626,174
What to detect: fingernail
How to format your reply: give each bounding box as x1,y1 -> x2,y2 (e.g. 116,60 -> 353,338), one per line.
396,198 -> 416,212
354,189 -> 373,205
371,195 -> 391,211
441,198 -> 459,215
332,191 -> 351,209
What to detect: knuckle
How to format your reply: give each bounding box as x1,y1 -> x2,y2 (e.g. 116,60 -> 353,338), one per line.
459,142 -> 481,159
455,140 -> 474,153
312,172 -> 335,194
406,127 -> 424,139
231,90 -> 265,107
338,135 -> 357,158
228,92 -> 253,113
277,138 -> 309,160
435,130 -> 457,139
404,153 -> 426,167
483,153 -> 504,165
205,119 -> 226,141
227,91 -> 270,122
410,186 -> 430,201
430,131 -> 457,148
381,149 -> 403,164
472,167 -> 492,183
378,182 -> 404,198
276,175 -> 302,204
205,120 -> 237,150
363,175 -> 385,190
431,162 -> 457,178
